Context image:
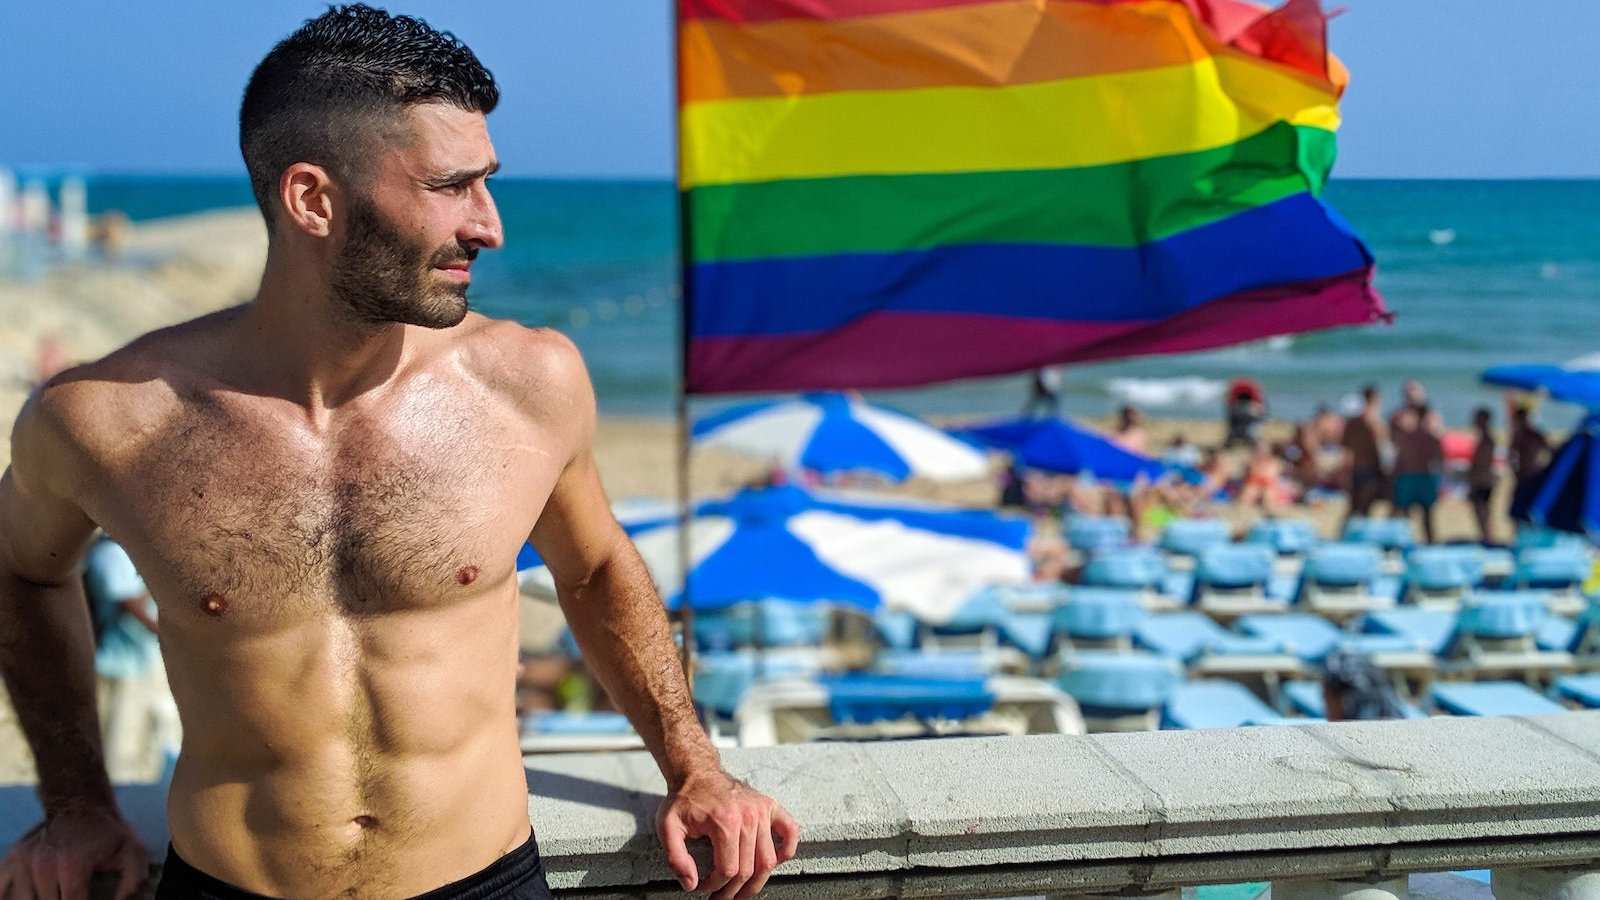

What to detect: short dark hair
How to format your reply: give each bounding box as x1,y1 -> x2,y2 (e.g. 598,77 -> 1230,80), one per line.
239,4 -> 499,224
1361,384 -> 1380,402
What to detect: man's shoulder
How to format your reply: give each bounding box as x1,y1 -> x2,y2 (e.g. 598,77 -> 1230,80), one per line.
454,314 -> 593,410
18,308 -> 238,465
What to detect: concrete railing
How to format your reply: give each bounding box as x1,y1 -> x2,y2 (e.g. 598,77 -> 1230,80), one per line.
526,713 -> 1600,898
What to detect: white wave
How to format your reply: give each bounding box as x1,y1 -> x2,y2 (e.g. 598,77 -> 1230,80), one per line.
1429,228 -> 1457,246
1106,376 -> 1226,408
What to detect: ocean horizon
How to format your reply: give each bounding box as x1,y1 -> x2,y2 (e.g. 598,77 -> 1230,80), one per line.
11,172 -> 1599,431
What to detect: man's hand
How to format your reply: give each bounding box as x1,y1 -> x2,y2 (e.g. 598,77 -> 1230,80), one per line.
656,769 -> 800,899
0,807 -> 149,900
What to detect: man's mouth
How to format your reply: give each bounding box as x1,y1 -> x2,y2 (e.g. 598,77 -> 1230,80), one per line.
433,262 -> 471,282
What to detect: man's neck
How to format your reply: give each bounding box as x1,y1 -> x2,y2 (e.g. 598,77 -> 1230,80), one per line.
235,248 -> 411,421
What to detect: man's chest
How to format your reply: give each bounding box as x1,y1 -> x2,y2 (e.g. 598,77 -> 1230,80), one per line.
93,396 -> 561,622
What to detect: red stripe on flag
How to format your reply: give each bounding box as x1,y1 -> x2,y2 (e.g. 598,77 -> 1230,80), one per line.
686,268 -> 1383,394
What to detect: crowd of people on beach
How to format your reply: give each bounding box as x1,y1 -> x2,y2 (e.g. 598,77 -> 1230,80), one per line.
1011,376 -> 1558,550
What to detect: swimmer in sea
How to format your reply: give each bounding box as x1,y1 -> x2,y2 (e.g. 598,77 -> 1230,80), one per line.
0,6 -> 796,899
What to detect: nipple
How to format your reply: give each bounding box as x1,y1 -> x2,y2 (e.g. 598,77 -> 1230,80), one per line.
456,565 -> 480,586
201,593 -> 228,617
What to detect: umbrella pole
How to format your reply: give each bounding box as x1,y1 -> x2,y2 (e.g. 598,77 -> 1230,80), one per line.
676,393 -> 695,687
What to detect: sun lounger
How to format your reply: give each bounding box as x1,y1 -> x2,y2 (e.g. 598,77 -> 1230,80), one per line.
1343,517 -> 1417,562
1295,543 -> 1397,622
1402,546 -> 1487,609
1056,651 -> 1182,732
692,599 -> 829,651
1513,546 -> 1592,616
1246,518 -> 1320,559
1430,681 -> 1566,717
923,591 -> 1054,659
873,609 -> 920,649
519,711 -> 645,754
1278,679 -> 1426,720
1162,680 -> 1305,730
874,647 -> 1030,678
1363,594 -> 1576,683
1135,612 -> 1305,703
1051,588 -> 1148,652
693,647 -> 840,738
1064,515 -> 1130,554
1080,547 -> 1184,610
1192,544 -> 1284,618
1158,518 -> 1232,570
1236,613 -> 1345,663
1555,673 -> 1600,709
733,674 -> 1084,746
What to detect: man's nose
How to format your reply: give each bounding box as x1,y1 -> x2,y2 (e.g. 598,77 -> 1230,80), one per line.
462,184 -> 503,250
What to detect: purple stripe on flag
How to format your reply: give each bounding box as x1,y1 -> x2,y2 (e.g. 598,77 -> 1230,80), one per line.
687,267 -> 1382,393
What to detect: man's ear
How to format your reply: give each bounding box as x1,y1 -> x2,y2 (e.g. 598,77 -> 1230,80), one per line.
278,163 -> 336,238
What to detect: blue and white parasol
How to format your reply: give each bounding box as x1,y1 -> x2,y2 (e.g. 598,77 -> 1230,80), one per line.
692,393 -> 989,482
518,485 -> 1031,623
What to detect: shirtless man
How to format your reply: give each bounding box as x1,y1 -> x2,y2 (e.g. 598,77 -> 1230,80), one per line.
1340,385 -> 1386,530
0,7 -> 796,899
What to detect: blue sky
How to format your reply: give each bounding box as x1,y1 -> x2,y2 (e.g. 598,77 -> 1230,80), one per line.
1,1 -> 1595,179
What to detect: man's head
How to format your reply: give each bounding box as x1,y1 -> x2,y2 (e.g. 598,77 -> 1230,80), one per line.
240,5 -> 503,328
1361,384 -> 1380,407
1402,379 -> 1427,409
1474,406 -> 1493,431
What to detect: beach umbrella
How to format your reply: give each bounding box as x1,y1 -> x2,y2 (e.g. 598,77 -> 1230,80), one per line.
1482,357 -> 1600,410
692,392 -> 988,482
1510,414 -> 1600,539
949,417 -> 1166,484
519,485 -> 1030,623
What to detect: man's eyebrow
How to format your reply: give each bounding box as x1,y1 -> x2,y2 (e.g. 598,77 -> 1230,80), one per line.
423,161 -> 500,186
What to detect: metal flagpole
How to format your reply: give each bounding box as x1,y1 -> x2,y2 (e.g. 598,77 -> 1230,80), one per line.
671,0 -> 696,687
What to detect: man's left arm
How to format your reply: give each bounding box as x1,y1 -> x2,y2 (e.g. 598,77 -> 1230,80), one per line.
526,337 -> 798,899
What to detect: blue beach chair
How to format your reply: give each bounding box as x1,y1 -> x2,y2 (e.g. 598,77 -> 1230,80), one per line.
519,711 -> 644,754
1343,517 -> 1417,556
1363,593 -> 1575,682
1162,681 -> 1307,730
1555,673 -> 1600,709
1081,547 -> 1186,610
1064,515 -> 1130,554
1159,518 -> 1232,569
732,674 -> 1084,745
1402,546 -> 1486,609
1430,681 -> 1565,717
1051,588 -> 1148,652
1056,651 -> 1182,732
1246,518 -> 1320,558
1513,546 -> 1592,616
1192,544 -> 1282,618
1295,543 -> 1397,622
1135,612 -> 1304,703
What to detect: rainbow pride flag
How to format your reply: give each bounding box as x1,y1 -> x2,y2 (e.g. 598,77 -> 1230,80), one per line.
679,0 -> 1388,394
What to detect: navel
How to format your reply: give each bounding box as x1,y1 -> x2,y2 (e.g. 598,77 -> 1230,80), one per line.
353,814 -> 379,830
456,565 -> 480,586
200,593 -> 228,617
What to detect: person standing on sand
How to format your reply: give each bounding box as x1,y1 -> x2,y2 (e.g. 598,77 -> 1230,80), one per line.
1390,405 -> 1445,544
1467,407 -> 1498,545
1340,385 -> 1387,530
1112,404 -> 1148,455
1508,402 -> 1552,501
0,7 -> 796,900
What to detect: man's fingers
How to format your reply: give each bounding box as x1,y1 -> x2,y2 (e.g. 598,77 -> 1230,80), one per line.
112,842 -> 149,900
699,818 -> 740,897
55,856 -> 90,900
13,854 -> 36,900
656,813 -> 698,893
711,815 -> 755,900
28,853 -> 58,900
772,807 -> 801,861
735,819 -> 779,899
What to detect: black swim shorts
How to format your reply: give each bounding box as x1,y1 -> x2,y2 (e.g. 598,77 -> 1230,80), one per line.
155,833 -> 553,899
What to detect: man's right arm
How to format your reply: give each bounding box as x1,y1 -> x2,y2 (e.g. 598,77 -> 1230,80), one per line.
0,388 -> 148,900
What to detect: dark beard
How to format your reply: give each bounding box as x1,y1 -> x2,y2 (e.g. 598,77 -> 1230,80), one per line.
330,197 -> 473,329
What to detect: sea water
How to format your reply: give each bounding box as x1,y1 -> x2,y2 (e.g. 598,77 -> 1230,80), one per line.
68,175 -> 1600,430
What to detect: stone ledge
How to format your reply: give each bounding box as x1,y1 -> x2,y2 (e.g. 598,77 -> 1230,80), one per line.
524,713 -> 1600,894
